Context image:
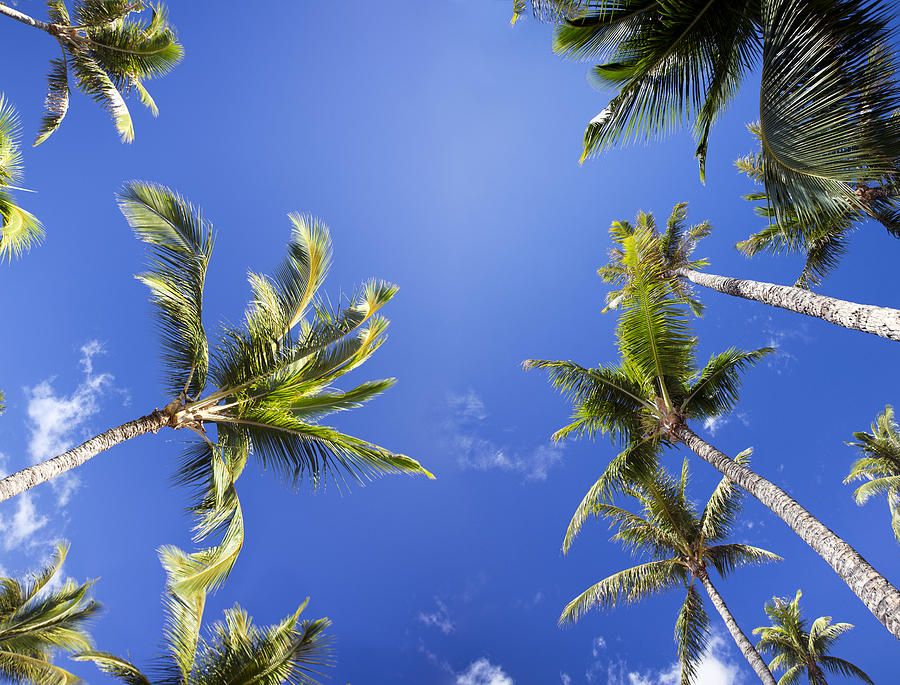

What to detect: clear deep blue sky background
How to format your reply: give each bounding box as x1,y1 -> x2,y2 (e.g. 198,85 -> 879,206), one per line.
1,2 -> 899,683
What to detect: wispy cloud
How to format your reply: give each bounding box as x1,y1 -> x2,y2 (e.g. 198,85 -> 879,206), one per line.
560,674 -> 571,685
25,340 -> 114,507
446,390 -> 563,482
703,411 -> 750,437
592,636 -> 606,656
457,658 -> 514,685
418,597 -> 455,635
746,314 -> 811,374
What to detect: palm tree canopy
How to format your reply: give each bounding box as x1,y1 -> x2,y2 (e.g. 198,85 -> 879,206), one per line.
118,181 -> 432,594
599,202 -> 710,316
30,0 -> 183,144
735,146 -> 900,289
844,405 -> 900,544
526,207 -> 772,507
76,546 -> 332,685
517,0 -> 900,227
0,543 -> 100,685
560,456 -> 780,684
753,590 -> 873,684
0,95 -> 42,262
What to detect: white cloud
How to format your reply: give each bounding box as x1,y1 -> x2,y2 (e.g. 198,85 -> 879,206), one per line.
703,415 -> 730,436
0,493 -> 48,551
625,633 -> 747,685
560,674 -> 571,685
25,340 -> 114,507
447,391 -> 563,482
592,636 -> 607,656
418,597 -> 455,635
457,658 -> 513,685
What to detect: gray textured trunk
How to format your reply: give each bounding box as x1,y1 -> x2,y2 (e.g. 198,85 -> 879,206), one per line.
699,573 -> 776,685
0,411 -> 167,504
0,3 -> 52,32
675,268 -> 900,342
676,425 -> 900,640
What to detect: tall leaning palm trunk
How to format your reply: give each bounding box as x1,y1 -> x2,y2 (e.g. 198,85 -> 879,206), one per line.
675,426 -> 900,639
0,411 -> 168,503
675,267 -> 900,343
697,570 -> 773,684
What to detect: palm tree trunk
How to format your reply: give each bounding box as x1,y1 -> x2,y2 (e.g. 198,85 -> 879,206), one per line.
0,3 -> 52,32
675,424 -> 900,640
698,572 -> 776,685
674,268 -> 900,342
0,410 -> 167,504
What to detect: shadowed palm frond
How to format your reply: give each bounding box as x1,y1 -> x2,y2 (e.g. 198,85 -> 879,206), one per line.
676,583 -> 710,685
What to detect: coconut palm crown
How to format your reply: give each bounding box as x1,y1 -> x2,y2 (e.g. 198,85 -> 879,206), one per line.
561,454 -> 780,684
515,0 -> 900,228
754,590 -> 873,685
77,546 -> 332,685
0,95 -> 42,262
0,543 -> 100,685
0,0 -> 183,144
527,213 -> 773,536
117,181 -> 432,594
844,405 -> 900,544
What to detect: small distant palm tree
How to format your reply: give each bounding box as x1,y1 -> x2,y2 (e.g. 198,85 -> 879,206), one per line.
603,203 -> 900,342
0,543 -> 99,685
77,546 -> 332,685
0,0 -> 182,144
0,182 -> 432,592
527,220 -> 900,638
561,456 -> 779,684
845,405 -> 900,544
754,590 -> 873,685
0,95 -> 42,262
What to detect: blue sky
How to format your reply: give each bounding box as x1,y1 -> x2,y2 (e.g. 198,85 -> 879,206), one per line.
1,1 -> 899,683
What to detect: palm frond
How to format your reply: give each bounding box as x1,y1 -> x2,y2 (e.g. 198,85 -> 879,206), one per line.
559,559 -> 686,625
699,447 -> 752,542
0,97 -> 43,262
707,544 -> 781,577
118,181 -> 212,399
34,58 -> 70,146
682,348 -> 773,419
675,583 -> 709,685
758,0 -> 900,226
819,656 -> 873,684
72,653 -> 150,685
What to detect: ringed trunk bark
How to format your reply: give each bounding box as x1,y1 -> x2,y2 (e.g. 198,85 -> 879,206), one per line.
0,3 -> 53,32
698,572 -> 776,685
675,268 -> 900,342
676,425 -> 900,640
0,410 -> 168,504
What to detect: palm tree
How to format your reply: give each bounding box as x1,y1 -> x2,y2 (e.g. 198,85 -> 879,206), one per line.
561,455 -> 779,684
844,405 -> 900,544
77,546 -> 333,685
734,145 -> 900,290
0,182 -> 431,592
0,543 -> 100,685
0,95 -> 42,262
515,0 -> 900,229
754,590 -> 873,684
526,222 -> 900,638
0,0 -> 182,144
604,204 -> 900,342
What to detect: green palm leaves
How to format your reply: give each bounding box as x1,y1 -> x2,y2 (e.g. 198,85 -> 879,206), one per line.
0,543 -> 99,685
845,405 -> 900,544
119,181 -> 431,593
524,0 -> 900,225
754,590 -> 873,684
32,0 -> 182,144
560,457 -> 779,684
527,206 -> 771,487
0,96 -> 42,262
77,547 -> 332,685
